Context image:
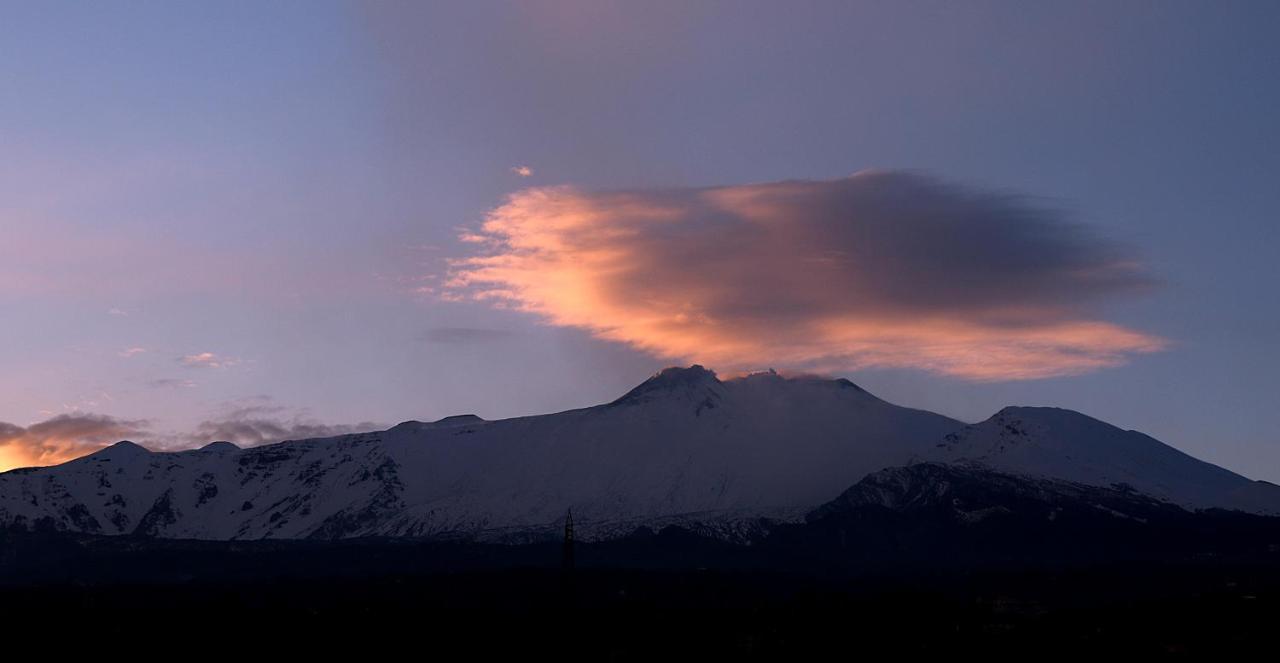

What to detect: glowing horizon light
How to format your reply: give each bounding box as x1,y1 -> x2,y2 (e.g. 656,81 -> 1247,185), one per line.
0,413 -> 143,472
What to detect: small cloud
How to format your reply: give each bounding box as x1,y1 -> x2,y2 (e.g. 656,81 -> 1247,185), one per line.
421,327 -> 514,344
179,352 -> 240,369
511,165 -> 534,177
107,308 -> 129,317
0,413 -> 150,471
147,378 -> 197,389
118,347 -> 147,358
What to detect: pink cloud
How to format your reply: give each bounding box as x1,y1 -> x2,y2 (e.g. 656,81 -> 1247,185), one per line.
446,172 -> 1167,381
179,352 -> 240,369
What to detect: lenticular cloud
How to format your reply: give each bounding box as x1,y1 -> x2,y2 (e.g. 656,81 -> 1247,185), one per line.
447,171 -> 1165,381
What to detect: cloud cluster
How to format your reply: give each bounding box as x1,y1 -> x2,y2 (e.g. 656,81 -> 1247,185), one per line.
448,171 -> 1166,380
187,401 -> 381,447
0,413 -> 148,472
0,403 -> 381,471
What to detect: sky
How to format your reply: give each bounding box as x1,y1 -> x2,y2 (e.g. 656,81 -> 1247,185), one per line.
1,1 -> 1278,479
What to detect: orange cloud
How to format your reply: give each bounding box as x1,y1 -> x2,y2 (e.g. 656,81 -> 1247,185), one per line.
0,414 -> 148,472
447,172 -> 1166,381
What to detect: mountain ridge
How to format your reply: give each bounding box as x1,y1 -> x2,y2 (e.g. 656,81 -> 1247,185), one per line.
1,366 -> 1276,540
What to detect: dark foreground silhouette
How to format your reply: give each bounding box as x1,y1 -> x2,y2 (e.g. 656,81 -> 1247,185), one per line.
4,464 -> 1279,655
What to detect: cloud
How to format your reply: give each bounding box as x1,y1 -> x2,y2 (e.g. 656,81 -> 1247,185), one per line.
0,401 -> 379,471
118,347 -> 147,358
0,413 -> 149,472
421,327 -> 514,344
446,171 -> 1166,381
186,401 -> 381,447
179,352 -> 240,369
512,165 -> 534,177
147,378 -> 197,389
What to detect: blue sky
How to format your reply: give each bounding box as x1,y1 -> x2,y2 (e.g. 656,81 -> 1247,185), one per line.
2,1 -> 1278,479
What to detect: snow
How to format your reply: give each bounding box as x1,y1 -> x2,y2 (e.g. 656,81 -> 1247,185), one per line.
1,367 -> 1276,540
933,406 -> 1280,515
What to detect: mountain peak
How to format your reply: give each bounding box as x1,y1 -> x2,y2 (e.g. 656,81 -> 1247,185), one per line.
434,414 -> 485,425
725,371 -> 876,401
387,414 -> 489,436
991,406 -> 1116,431
653,364 -> 718,382
87,440 -> 152,461
610,365 -> 722,407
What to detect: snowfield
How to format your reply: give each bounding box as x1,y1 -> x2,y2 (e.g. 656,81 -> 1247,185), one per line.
2,366 -> 1277,540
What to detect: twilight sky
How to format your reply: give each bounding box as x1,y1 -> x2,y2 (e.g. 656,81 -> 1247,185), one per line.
2,1 -> 1278,479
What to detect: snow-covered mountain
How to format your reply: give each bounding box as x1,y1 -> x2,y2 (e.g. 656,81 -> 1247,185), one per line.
811,462 -> 1193,524
1,366 -> 1276,540
934,406 -> 1280,515
786,462 -> 1280,568
0,367 -> 958,540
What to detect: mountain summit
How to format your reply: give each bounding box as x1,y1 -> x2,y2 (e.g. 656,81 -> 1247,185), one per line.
1,367 -> 1276,540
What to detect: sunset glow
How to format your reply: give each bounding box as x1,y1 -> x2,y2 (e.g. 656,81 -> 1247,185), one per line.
0,415 -> 138,472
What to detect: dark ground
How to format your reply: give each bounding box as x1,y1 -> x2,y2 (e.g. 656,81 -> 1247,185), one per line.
2,527 -> 1278,657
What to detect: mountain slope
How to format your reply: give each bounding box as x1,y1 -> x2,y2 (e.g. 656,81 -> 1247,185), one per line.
934,407 -> 1280,515
0,367 -> 960,539
785,462 -> 1280,566
3,367 -> 1276,540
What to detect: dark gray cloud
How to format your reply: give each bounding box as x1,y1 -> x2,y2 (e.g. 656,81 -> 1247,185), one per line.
187,402 -> 381,447
448,171 -> 1166,380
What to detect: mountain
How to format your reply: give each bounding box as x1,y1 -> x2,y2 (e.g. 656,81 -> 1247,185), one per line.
4,463 -> 1278,656
934,407 -> 1280,515
784,462 -> 1280,566
6,463 -> 1278,586
810,461 -> 1189,523
0,366 -> 1276,540
0,367 -> 960,540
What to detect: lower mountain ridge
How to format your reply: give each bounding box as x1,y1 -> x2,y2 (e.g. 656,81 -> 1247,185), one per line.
1,366 -> 1277,540
782,462 -> 1280,567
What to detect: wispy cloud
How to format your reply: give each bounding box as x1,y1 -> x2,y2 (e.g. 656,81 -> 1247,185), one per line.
0,413 -> 149,472
512,165 -> 534,177
147,378 -> 197,389
179,352 -> 240,369
446,171 -> 1166,381
118,347 -> 147,358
